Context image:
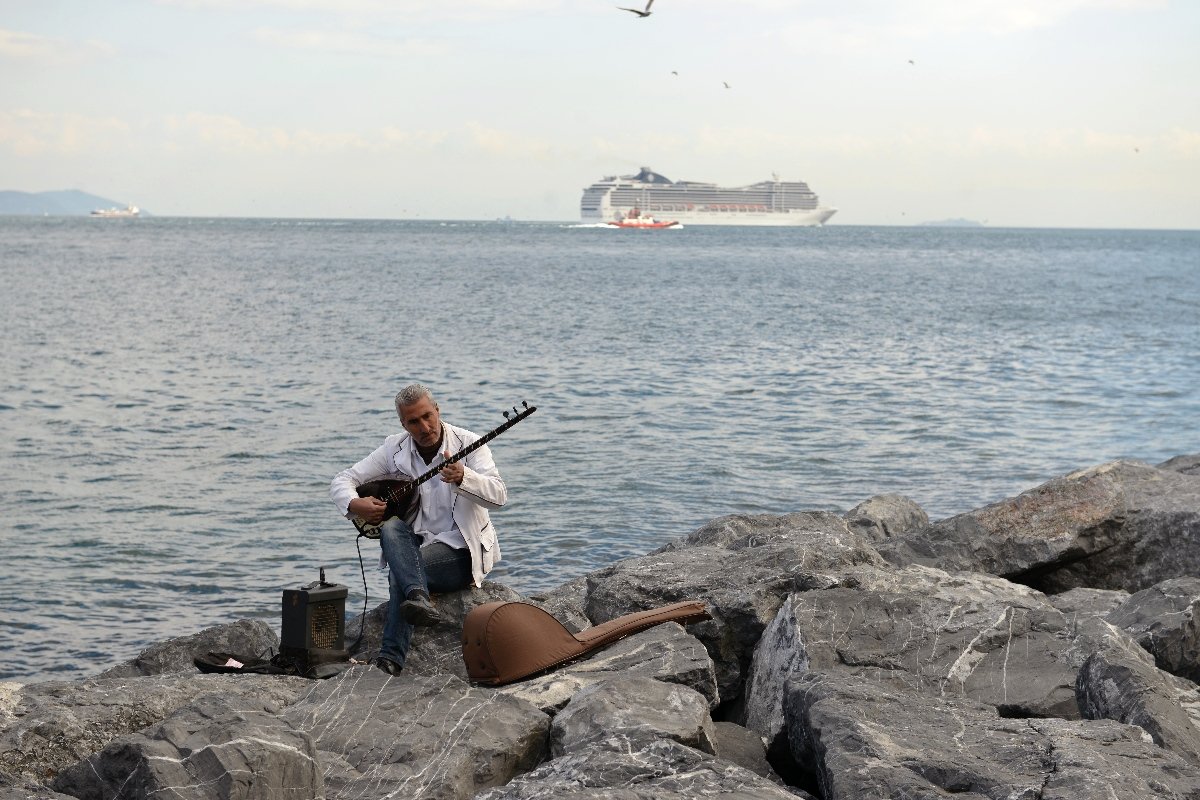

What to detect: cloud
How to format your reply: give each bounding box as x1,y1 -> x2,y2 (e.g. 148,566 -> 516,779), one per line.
156,0 -> 561,21
163,112 -> 446,154
467,122 -> 560,160
0,28 -> 115,63
909,0 -> 1165,35
765,0 -> 1166,54
0,110 -> 130,155
253,28 -> 446,57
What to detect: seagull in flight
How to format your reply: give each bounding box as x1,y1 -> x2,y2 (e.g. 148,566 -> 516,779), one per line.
617,0 -> 654,17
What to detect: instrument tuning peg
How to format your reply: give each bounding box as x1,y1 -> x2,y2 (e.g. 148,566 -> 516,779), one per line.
503,410 -> 511,419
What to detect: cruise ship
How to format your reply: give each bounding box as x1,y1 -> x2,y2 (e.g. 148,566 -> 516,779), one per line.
580,167 -> 836,227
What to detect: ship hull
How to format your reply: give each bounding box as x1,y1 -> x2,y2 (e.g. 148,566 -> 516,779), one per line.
586,206 -> 835,227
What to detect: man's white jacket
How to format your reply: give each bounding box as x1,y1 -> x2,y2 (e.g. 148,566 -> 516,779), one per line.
330,423 -> 505,587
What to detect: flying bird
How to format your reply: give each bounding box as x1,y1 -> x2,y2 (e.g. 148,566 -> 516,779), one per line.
617,0 -> 654,17
723,81 -> 731,89
908,59 -> 915,65
671,70 -> 678,76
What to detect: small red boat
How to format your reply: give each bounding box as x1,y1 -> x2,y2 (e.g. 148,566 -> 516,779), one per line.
605,208 -> 680,229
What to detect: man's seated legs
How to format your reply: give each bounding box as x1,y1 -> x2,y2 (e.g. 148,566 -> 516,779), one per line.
376,520 -> 473,675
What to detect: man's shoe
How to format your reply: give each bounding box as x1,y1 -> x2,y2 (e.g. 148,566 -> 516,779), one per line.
373,656 -> 403,676
399,590 -> 442,627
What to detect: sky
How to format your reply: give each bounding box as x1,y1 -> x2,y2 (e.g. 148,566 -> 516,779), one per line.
1,0 -> 1198,228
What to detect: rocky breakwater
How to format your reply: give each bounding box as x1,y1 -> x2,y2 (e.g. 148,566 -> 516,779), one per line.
3,454 -> 1200,799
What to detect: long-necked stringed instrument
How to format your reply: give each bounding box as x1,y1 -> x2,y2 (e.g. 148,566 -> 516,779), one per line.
351,401 -> 536,538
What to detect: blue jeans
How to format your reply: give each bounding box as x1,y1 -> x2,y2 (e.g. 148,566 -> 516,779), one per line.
378,517 -> 473,666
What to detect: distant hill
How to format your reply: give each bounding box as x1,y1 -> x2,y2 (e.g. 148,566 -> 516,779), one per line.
0,189 -> 143,216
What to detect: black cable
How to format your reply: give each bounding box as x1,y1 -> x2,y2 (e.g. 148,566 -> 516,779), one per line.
350,532 -> 371,653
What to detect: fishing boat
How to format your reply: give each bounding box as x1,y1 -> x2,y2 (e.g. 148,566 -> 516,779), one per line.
604,208 -> 680,229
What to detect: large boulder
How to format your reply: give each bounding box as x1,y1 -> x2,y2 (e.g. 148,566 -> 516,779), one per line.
52,693 -> 319,800
281,667 -> 549,800
0,674 -> 309,785
498,622 -> 718,713
1047,586 -> 1130,620
550,675 -> 716,757
710,721 -> 779,783
742,564 -> 1083,756
877,459 -> 1200,593
844,493 -> 929,542
1075,616 -> 1200,767
582,512 -> 885,704
94,619 -> 279,679
1160,454 -> 1200,476
0,780 -> 76,799
1106,576 -> 1200,682
785,670 -> 1200,800
474,737 -> 812,800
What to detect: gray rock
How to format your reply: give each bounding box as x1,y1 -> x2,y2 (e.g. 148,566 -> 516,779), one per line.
1106,576 -> 1200,682
742,564 -> 1081,756
711,721 -> 779,783
844,493 -> 929,542
550,676 -> 716,757
785,669 -> 1200,800
1161,454 -> 1200,475
1048,586 -> 1130,619
475,737 -> 809,800
498,623 -> 718,713
94,618 -> 279,679
1075,616 -> 1200,767
0,781 -> 76,800
524,575 -> 592,634
584,512 -> 885,703
52,693 -> 319,800
282,666 -> 549,800
94,618 -> 279,681
0,674 -> 309,786
877,459 -> 1200,594
346,580 -> 522,678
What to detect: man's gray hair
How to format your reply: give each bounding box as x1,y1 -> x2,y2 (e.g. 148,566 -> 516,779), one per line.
395,383 -> 435,416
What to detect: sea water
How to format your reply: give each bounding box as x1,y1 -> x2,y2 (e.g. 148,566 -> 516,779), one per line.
1,217 -> 1197,682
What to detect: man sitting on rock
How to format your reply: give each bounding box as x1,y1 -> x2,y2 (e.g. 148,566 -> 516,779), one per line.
330,383 -> 507,675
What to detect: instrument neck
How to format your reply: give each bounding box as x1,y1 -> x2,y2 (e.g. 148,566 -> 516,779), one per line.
407,409 -> 532,490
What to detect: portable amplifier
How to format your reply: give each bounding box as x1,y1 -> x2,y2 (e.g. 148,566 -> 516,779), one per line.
281,567 -> 347,657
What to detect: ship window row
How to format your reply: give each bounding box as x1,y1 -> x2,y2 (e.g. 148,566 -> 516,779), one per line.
607,195 -> 818,211
608,190 -> 816,204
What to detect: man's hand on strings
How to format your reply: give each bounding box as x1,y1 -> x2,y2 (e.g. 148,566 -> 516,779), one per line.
349,496 -> 388,524
439,453 -> 464,485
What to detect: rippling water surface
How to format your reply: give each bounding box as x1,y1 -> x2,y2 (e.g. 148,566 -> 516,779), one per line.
1,217 -> 1197,682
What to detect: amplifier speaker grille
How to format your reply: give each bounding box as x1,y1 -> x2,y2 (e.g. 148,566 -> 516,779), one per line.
281,576 -> 348,656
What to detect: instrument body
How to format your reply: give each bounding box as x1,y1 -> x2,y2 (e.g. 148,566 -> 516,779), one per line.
351,402 -> 535,538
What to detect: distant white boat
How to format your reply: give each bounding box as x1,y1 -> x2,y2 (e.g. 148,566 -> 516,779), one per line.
90,204 -> 139,218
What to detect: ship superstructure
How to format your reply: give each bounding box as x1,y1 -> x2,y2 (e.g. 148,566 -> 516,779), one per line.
581,167 -> 835,226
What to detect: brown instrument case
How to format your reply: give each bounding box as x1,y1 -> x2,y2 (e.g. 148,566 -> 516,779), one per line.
461,600 -> 711,685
